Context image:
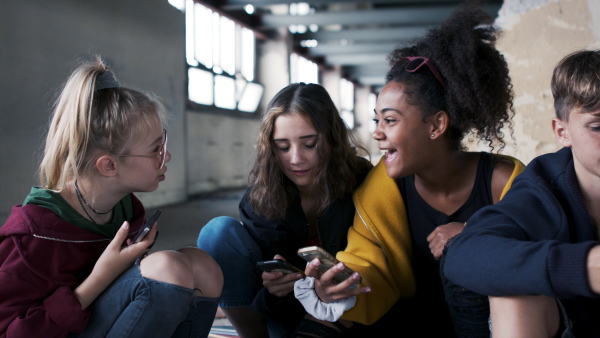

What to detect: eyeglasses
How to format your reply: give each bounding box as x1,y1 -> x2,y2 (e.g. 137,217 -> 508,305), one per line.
116,128 -> 168,169
391,57 -> 447,90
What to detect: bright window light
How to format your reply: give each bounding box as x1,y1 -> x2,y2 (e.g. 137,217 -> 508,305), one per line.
184,0 -> 260,112
290,53 -> 318,84
195,3 -> 213,68
168,0 -> 185,11
340,78 -> 354,111
368,92 -> 377,133
220,16 -> 236,75
212,12 -> 220,70
241,27 -> 255,81
340,78 -> 355,129
185,0 -> 198,66
341,110 -> 355,129
238,82 -> 264,113
215,75 -> 236,109
189,68 -> 214,105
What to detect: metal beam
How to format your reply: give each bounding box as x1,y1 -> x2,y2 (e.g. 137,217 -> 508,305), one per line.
348,63 -> 391,77
261,4 -> 501,27
294,26 -> 427,42
325,53 -> 388,65
355,75 -> 386,86
306,42 -> 397,55
224,0 -> 468,7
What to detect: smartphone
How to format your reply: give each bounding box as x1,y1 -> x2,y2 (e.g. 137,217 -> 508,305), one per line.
132,209 -> 161,244
256,259 -> 303,274
297,246 -> 361,284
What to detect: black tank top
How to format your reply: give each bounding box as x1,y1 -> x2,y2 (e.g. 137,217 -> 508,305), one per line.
391,152 -> 497,336
398,152 -> 496,265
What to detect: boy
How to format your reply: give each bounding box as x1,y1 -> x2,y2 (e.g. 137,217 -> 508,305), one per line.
443,49 -> 600,337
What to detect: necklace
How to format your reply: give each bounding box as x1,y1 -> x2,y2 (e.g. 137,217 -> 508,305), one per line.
75,188 -> 99,223
74,180 -> 113,215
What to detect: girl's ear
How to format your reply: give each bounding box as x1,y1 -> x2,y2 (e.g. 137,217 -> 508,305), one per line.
429,110 -> 449,139
551,117 -> 572,147
96,155 -> 118,177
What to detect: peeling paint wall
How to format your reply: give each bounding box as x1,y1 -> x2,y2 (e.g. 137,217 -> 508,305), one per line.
468,0 -> 599,164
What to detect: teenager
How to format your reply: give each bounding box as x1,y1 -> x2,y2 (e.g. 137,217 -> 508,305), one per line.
0,57 -> 222,337
443,49 -> 600,338
197,83 -> 372,337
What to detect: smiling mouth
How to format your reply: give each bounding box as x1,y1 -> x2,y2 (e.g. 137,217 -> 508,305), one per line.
381,148 -> 398,162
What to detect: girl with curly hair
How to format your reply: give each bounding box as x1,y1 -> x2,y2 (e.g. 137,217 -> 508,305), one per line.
197,83 -> 372,337
297,4 -> 525,337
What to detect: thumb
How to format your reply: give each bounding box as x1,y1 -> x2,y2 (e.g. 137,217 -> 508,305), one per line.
274,254 -> 285,261
110,221 -> 130,247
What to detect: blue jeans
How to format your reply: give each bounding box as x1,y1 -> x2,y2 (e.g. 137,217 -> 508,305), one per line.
197,216 -> 289,337
68,261 -> 219,338
197,216 -> 263,308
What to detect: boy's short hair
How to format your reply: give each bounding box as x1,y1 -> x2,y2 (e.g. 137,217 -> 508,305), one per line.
551,49 -> 600,121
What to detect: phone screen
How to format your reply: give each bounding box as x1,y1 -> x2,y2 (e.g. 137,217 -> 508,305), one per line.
297,246 -> 361,284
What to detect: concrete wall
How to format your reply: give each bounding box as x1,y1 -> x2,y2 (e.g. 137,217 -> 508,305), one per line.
467,0 -> 600,164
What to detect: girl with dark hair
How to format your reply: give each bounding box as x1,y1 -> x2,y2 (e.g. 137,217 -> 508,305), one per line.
298,4 -> 525,337
0,56 -> 222,337
197,82 -> 372,337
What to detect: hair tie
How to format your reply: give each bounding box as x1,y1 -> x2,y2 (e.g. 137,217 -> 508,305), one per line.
95,68 -> 119,91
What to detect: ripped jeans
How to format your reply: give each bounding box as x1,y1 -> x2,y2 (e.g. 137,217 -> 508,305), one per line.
68,261 -> 219,338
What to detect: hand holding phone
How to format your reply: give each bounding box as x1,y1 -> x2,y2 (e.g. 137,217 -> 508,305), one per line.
256,259 -> 303,274
297,246 -> 361,284
132,209 -> 161,244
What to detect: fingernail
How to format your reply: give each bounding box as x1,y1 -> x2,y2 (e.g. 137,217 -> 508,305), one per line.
337,262 -> 344,270
122,221 -> 129,229
311,258 -> 320,266
352,272 -> 359,279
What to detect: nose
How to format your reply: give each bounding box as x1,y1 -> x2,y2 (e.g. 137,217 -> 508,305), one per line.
165,150 -> 172,163
290,146 -> 304,165
372,126 -> 384,141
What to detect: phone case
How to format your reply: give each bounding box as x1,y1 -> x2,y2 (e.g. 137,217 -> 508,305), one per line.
297,246 -> 361,284
133,209 -> 161,243
256,259 -> 303,274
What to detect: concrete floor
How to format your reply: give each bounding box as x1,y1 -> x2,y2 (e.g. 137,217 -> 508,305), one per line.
146,188 -> 245,253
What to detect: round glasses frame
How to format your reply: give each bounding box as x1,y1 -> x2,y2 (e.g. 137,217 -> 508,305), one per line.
115,128 -> 168,169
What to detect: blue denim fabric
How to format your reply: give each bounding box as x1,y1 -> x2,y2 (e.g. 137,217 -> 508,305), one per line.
68,262 -> 218,338
197,216 -> 292,337
197,216 -> 263,308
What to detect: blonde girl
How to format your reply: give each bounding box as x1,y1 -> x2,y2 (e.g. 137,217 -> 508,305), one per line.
0,56 -> 222,337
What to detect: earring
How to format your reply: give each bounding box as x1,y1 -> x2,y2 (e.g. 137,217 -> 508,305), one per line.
431,134 -> 435,138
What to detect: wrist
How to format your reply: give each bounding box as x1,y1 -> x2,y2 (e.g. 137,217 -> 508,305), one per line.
587,245 -> 600,294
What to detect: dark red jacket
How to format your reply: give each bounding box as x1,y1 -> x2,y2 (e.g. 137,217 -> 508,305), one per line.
0,194 -> 145,338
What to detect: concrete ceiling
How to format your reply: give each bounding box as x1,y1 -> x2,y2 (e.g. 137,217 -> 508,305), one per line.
214,0 -> 503,91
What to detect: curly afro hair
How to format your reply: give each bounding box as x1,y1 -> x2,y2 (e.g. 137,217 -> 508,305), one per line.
386,3 -> 514,152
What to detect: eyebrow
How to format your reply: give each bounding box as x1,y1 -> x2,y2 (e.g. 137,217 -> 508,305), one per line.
145,132 -> 164,149
273,134 -> 318,142
374,108 -> 402,115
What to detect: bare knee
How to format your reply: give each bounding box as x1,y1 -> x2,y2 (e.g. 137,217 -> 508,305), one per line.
140,250 -> 194,289
178,247 -> 223,298
489,295 -> 559,338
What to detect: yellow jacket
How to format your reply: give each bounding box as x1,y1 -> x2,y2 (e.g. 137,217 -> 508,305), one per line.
336,155 -> 526,324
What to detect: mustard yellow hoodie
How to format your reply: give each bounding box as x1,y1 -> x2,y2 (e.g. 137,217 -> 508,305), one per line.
336,155 -> 525,325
